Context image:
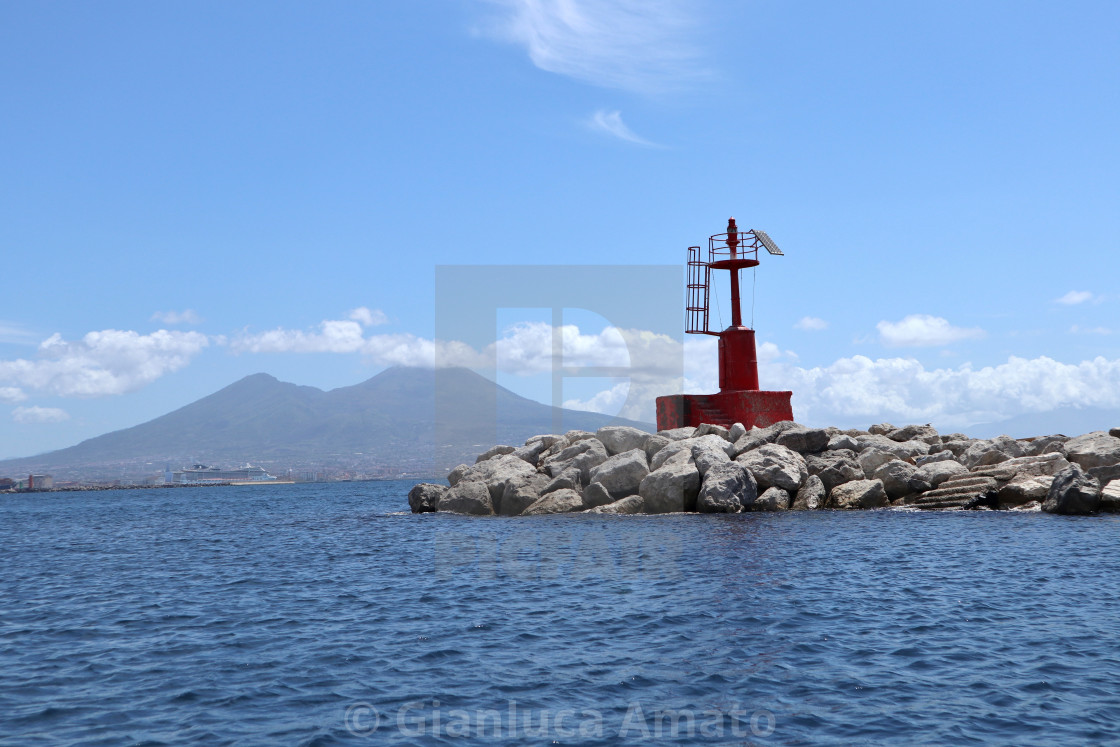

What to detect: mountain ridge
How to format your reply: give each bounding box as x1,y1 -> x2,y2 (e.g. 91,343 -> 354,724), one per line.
0,367 -> 654,481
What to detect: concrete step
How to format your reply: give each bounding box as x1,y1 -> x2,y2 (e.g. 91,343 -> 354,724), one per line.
920,476 -> 998,496
910,476 -> 998,509
911,497 -> 972,510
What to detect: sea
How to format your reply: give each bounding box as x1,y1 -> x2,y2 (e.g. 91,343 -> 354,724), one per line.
2,480 -> 1118,746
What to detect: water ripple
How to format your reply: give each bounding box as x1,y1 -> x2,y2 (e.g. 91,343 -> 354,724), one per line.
2,484 -> 1119,745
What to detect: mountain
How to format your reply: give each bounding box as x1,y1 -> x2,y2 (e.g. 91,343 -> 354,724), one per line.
966,407 -> 1120,440
0,367 -> 654,481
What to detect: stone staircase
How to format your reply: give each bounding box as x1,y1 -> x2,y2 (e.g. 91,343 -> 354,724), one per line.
907,452 -> 1070,510
908,475 -> 999,509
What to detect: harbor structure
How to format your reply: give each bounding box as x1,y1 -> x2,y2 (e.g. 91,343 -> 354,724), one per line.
656,217 -> 794,430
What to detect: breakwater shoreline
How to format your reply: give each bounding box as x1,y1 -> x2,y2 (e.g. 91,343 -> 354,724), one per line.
410,421 -> 1120,516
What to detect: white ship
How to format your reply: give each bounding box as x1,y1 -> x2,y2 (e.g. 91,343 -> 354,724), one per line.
170,464 -> 278,485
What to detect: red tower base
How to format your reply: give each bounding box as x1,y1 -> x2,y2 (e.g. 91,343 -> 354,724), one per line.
655,390 -> 793,431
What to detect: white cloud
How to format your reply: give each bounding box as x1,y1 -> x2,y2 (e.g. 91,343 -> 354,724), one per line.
0,387 -> 27,403
233,320 -> 369,354
564,382 -> 629,414
231,318 -> 481,368
349,307 -> 389,327
794,316 -> 828,331
763,354 -> 1120,431
1055,290 -> 1095,305
560,325 -> 1120,430
586,110 -> 661,147
151,309 -> 202,325
0,329 -> 210,397
877,314 -> 985,347
477,0 -> 707,93
13,406 -> 70,424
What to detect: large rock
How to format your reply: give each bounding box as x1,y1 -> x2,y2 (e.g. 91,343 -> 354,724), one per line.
408,483 -> 446,513
736,443 -> 807,492
475,444 -> 515,463
792,474 -> 826,510
806,449 -> 863,491
1100,480 -> 1120,513
1064,432 -> 1120,471
829,479 -> 888,509
543,438 -> 609,483
1023,435 -> 1069,457
857,447 -> 898,479
886,424 -> 941,445
589,448 -> 649,497
729,422 -> 747,442
1111,428 -> 1120,439
827,434 -> 861,451
696,462 -> 756,513
582,482 -> 615,509
997,475 -> 1054,507
587,495 -> 645,514
940,439 -> 973,458
538,430 -> 597,462
596,426 -> 651,456
695,422 -> 731,441
731,420 -> 800,457
447,463 -> 471,487
868,423 -> 895,436
639,461 -> 701,514
526,434 -> 562,449
692,442 -> 731,477
873,459 -> 919,500
643,434 -> 671,462
854,434 -> 929,459
500,473 -> 551,516
658,427 -> 696,441
1042,464 -> 1101,515
650,434 -> 734,472
775,425 -> 831,454
752,487 -> 790,511
522,488 -> 585,515
909,459 -> 968,493
915,450 -> 956,466
511,440 -> 549,466
460,454 -> 537,503
541,467 -> 583,495
969,452 -> 1071,482
962,436 -> 1026,469
437,480 -> 494,515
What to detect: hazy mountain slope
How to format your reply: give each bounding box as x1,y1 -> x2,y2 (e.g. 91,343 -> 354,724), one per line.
0,367 -> 653,480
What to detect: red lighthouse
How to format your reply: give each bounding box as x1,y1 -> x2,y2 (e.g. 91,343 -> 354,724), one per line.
655,217 -> 794,430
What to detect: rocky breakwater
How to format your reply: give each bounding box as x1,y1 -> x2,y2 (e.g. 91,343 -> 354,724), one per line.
408,423 -> 1120,516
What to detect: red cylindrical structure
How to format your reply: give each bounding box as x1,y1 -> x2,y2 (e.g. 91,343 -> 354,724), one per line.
718,327 -> 759,391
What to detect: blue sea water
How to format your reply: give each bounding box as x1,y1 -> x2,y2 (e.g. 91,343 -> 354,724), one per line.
2,481 -> 1119,746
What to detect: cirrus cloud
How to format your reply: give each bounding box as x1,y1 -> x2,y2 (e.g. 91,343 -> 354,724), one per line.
477,0 -> 708,93
586,110 -> 662,147
1055,290 -> 1096,305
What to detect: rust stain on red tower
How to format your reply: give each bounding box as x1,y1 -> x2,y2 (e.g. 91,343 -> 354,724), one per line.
655,217 -> 794,430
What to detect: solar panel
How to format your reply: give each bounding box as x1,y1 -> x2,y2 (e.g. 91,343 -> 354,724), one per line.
753,229 -> 783,255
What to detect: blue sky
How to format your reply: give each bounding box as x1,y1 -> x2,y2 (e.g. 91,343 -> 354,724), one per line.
2,0 -> 1118,459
